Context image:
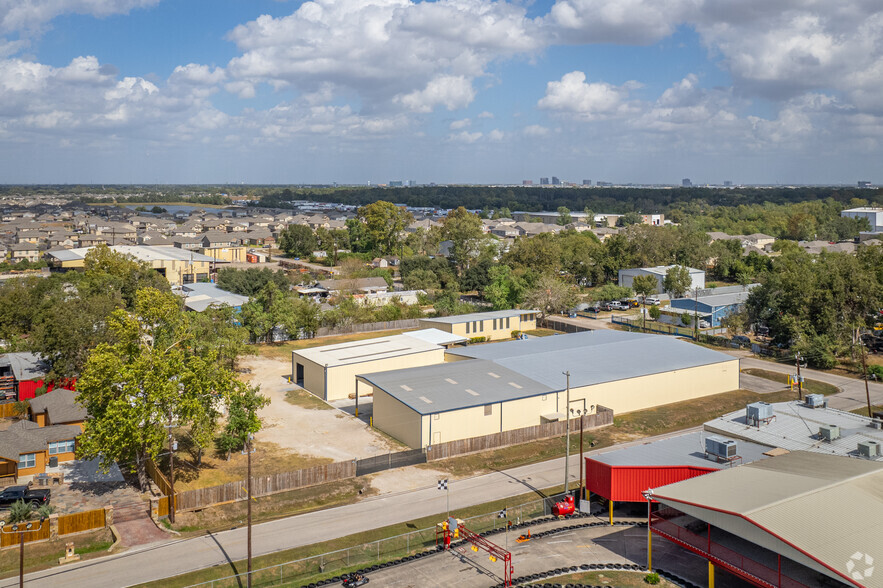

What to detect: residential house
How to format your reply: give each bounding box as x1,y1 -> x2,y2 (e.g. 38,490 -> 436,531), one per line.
0,420 -> 82,482
77,234 -> 107,247
245,228 -> 274,246
0,353 -> 51,401
201,232 -> 236,248
316,277 -> 389,296
8,243 -> 41,263
172,237 -> 203,251
28,388 -> 87,429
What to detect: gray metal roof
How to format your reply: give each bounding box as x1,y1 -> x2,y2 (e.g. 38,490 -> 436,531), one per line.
403,329 -> 467,346
590,430 -> 770,469
670,291 -> 751,308
420,309 -> 537,325
652,452 -> 883,588
358,359 -> 554,415
181,283 -> 249,312
0,352 -> 48,381
47,245 -> 218,263
705,401 -> 883,461
447,330 -> 736,389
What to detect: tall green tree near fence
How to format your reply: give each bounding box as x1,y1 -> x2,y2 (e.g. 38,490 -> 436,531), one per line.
631,274 -> 658,330
76,289 -> 243,491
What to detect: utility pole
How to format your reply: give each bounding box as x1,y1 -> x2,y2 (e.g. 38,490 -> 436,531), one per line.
579,412 -> 585,501
246,433 -> 254,588
694,287 -> 699,339
563,371 -> 571,497
795,352 -> 803,400
859,333 -> 873,417
167,414 -> 176,524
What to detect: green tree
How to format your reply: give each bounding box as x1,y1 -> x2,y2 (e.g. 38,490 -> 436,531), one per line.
583,207 -> 595,226
648,304 -> 661,321
403,268 -> 440,291
504,233 -> 563,276
441,207 -> 487,275
631,274 -> 658,329
522,275 -> 577,320
278,224 -> 317,258
240,281 -> 318,343
662,266 -> 692,298
216,383 -> 269,460
557,206 -> 572,226
80,244 -> 170,307
358,201 -> 413,255
617,211 -> 643,226
76,289 -> 238,491
592,284 -> 632,302
216,268 -> 290,297
345,218 -> 372,253
483,265 -> 528,310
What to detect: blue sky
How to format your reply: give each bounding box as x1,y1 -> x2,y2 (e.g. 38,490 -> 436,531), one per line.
0,0 -> 881,185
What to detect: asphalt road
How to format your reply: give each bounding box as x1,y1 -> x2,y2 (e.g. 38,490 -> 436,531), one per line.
3,429 -> 699,588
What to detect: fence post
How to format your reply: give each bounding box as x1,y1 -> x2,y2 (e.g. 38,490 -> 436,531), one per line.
48,513 -> 58,540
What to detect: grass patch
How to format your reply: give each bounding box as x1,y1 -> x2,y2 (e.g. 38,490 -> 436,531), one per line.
135,484 -> 565,588
742,368 -> 838,396
284,389 -> 333,410
0,529 -> 113,579
255,329 -> 413,361
851,405 -> 883,417
164,440 -> 332,491
523,328 -> 561,337
536,570 -> 678,587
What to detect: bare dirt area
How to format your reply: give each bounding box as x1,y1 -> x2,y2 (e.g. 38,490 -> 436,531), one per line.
242,356 -> 402,462
368,465 -> 451,495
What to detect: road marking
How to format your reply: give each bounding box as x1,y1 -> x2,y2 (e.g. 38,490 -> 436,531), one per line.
547,540 -> 573,544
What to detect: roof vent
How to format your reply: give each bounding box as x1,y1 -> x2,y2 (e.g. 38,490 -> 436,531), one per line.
819,424 -> 840,442
746,402 -> 774,427
805,394 -> 825,408
705,436 -> 738,460
858,440 -> 881,458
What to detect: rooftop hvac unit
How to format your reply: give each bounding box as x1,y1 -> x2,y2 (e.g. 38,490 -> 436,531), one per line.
706,436 -> 738,459
858,440 -> 881,458
819,424 -> 841,442
746,402 -> 774,426
805,394 -> 825,408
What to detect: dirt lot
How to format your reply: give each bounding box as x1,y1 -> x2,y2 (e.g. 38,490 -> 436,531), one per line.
242,355 -> 403,462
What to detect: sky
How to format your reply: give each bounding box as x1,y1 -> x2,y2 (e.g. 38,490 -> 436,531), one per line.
0,0 -> 881,186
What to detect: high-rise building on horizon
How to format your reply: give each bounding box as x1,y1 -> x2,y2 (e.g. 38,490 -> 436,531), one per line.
551,176 -> 560,185
523,180 -> 533,186
583,179 -> 592,186
682,178 -> 692,187
540,177 -> 550,185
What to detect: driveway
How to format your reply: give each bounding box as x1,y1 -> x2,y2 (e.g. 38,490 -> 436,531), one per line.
242,356 -> 403,462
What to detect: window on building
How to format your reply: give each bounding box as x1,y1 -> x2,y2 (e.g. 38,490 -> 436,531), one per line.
479,321 -> 484,332
506,317 -> 510,328
18,453 -> 35,469
49,440 -> 75,455
465,322 -> 470,334
492,319 -> 497,330
484,404 -> 492,416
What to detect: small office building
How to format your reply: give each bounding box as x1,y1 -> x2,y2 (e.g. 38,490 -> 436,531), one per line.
418,310 -> 539,341
291,329 -> 466,402
618,265 -> 705,294
360,331 -> 739,448
667,289 -> 753,327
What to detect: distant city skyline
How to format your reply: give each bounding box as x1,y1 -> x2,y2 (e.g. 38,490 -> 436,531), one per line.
0,1 -> 881,185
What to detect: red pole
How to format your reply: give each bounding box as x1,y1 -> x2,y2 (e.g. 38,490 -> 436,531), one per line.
579,415 -> 585,501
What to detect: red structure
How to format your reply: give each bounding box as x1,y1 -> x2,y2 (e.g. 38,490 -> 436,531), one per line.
586,458 -> 715,503
438,521 -> 514,587
551,495 -> 575,517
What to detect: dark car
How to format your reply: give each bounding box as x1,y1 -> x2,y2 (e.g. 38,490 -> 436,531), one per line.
342,574 -> 369,587
731,335 -> 751,346
0,486 -> 50,509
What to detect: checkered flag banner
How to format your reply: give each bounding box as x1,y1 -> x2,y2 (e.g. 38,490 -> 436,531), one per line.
498,508 -> 507,518
438,479 -> 448,490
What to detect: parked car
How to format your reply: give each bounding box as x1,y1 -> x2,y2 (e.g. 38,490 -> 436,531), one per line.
698,320 -> 711,329
732,335 -> 751,345
598,301 -> 615,311
645,297 -> 661,306
622,299 -> 640,309
0,486 -> 50,509
610,301 -> 630,311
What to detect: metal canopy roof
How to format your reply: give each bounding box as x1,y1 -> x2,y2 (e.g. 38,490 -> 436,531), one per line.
590,430 -> 770,469
447,330 -> 736,389
652,451 -> 883,588
358,359 -> 554,415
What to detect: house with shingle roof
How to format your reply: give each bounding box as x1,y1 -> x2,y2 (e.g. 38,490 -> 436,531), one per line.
0,420 -> 81,482
27,389 -> 87,429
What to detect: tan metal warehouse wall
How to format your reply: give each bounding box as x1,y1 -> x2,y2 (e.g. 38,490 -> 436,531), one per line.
418,315 -> 537,341
373,388 -> 423,449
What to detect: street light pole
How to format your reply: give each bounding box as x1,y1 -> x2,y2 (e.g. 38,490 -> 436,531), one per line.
247,432 -> 254,588
0,518 -> 45,588
562,371 -> 571,497
166,413 -> 176,525
795,352 -> 803,400
859,334 -> 873,417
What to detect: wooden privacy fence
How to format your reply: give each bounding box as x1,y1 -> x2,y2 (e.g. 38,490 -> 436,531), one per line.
58,508 -> 106,536
0,521 -> 50,548
426,408 -> 614,461
175,461 -> 355,512
316,319 -> 421,338
146,458 -> 173,496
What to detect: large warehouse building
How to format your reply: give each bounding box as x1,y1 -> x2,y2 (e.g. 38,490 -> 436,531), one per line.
292,329 -> 466,402
359,331 -> 740,448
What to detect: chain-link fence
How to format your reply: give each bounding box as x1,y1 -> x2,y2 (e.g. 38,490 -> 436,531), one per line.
187,496 -> 559,588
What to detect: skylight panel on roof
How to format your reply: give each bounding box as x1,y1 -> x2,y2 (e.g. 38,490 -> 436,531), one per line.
444,378 -> 458,385
508,382 -> 522,389
419,396 -> 433,404
465,389 -> 479,396
488,372 -> 500,378
400,385 -> 412,392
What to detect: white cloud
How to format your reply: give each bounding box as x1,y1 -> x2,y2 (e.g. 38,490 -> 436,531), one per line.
225,0 -> 540,112
477,110 -> 494,119
449,118 -> 471,130
487,129 -> 504,140
545,0 -> 701,44
448,130 -> 482,143
169,64 -> 226,86
0,0 -> 160,35
538,71 -> 638,119
523,124 -> 549,136
396,75 -> 475,113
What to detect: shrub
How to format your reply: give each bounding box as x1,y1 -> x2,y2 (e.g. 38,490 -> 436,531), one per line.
468,336 -> 487,344
511,330 -> 521,339
645,572 -> 661,585
6,500 -> 32,524
648,305 -> 661,320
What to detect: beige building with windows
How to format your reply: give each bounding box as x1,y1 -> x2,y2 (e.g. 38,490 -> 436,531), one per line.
418,310 -> 538,341
291,329 -> 466,402
46,245 -> 222,285
358,331 -> 739,449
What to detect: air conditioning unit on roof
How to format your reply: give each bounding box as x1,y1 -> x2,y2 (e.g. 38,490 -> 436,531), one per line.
858,440 -> 880,458
805,394 -> 825,408
706,436 -> 738,460
819,424 -> 840,442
